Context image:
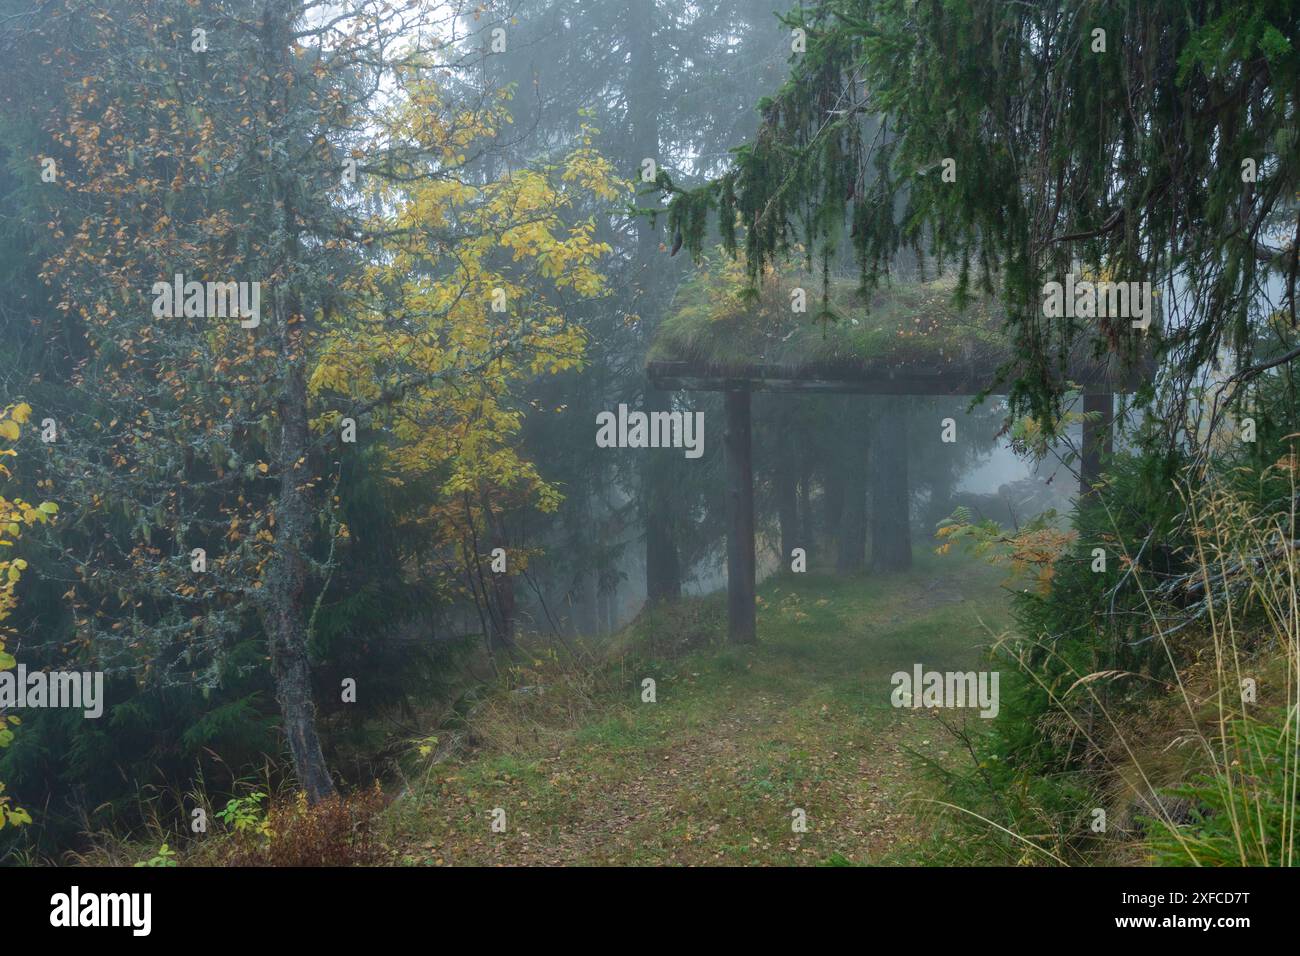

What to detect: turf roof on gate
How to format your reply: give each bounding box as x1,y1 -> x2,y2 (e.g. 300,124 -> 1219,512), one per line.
648,260 -> 1011,381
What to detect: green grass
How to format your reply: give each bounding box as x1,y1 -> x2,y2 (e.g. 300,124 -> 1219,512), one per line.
386,551 -> 1013,866
649,263 -> 1007,374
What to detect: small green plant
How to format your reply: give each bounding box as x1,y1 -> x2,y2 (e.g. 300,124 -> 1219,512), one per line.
0,781 -> 32,829
216,791 -> 272,837
1146,718 -> 1300,867
134,843 -> 178,867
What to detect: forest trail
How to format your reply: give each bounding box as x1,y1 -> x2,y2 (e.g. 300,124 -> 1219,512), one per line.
388,555 -> 1013,865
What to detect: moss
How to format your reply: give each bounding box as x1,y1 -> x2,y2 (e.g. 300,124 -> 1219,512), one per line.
649,257 -> 1009,377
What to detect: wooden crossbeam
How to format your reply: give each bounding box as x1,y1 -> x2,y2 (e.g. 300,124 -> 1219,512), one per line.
648,351 -> 1150,645
647,357 -> 1151,396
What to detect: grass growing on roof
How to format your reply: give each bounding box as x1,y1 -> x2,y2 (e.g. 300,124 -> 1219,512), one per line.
649,254 -> 1008,375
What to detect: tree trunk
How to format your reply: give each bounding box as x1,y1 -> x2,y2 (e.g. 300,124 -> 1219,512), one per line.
629,0 -> 681,604
644,509 -> 681,600
261,0 -> 334,804
725,389 -> 757,643
578,569 -> 599,636
643,392 -> 681,603
837,437 -> 868,572
603,579 -> 618,633
925,469 -> 956,531
798,467 -> 815,554
267,313 -> 336,805
776,454 -> 800,565
823,466 -> 845,549
481,505 -> 516,652
870,400 -> 912,572
487,560 -> 516,652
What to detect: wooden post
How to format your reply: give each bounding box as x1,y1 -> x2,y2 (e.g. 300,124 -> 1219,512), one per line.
1081,392 -> 1114,494
725,388 -> 757,644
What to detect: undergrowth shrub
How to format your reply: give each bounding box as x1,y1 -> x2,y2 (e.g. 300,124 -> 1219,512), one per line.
1146,718 -> 1299,866
224,784 -> 386,867
921,387 -> 1300,866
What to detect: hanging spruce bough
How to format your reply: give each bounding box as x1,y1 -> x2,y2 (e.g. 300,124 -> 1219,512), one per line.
652,0 -> 1299,435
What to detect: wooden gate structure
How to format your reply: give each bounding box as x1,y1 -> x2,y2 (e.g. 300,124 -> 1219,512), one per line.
647,345 -> 1148,645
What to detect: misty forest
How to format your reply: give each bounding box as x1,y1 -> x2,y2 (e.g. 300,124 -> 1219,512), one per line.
0,0 -> 1298,870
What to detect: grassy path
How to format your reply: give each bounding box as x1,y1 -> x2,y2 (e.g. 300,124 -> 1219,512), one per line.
387,555 -> 1012,865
